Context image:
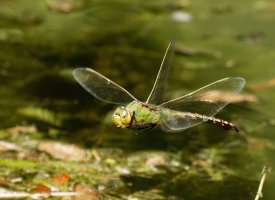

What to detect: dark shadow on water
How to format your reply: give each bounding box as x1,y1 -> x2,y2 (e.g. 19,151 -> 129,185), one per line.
120,173 -> 257,200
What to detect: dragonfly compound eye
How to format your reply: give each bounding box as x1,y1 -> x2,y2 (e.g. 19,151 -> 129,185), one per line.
119,107 -> 131,125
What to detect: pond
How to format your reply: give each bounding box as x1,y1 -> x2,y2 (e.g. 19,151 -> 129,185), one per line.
0,0 -> 274,199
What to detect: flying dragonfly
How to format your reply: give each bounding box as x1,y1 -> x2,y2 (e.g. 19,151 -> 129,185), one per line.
73,42 -> 245,132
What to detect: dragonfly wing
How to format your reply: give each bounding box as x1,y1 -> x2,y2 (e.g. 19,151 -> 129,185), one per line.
146,41 -> 176,105
160,77 -> 246,116
73,68 -> 137,104
160,108 -> 203,132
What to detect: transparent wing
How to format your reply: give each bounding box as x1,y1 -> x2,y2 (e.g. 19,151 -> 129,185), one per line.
73,68 -> 137,104
146,41 -> 176,104
160,109 -> 200,132
160,77 -> 245,131
161,77 -> 245,115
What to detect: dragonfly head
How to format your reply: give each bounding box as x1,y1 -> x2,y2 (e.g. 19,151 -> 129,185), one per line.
112,106 -> 132,128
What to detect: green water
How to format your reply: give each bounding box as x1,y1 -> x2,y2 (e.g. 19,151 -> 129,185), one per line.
0,0 -> 275,199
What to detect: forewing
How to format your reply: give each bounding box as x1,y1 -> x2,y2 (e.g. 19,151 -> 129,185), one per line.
160,77 -> 246,116
73,68 -> 137,104
146,41 -> 176,105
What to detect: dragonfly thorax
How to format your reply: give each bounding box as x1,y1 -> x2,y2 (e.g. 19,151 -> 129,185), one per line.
112,106 -> 132,128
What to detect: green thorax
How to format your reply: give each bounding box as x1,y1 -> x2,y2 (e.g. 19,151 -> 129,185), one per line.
126,101 -> 161,125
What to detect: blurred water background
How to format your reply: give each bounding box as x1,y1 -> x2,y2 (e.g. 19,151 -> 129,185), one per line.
0,0 -> 275,199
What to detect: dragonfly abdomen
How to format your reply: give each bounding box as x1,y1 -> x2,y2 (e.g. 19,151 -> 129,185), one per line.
206,117 -> 239,132
188,113 -> 239,132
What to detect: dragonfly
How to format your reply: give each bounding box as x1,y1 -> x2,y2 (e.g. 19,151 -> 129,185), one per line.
73,41 -> 245,132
